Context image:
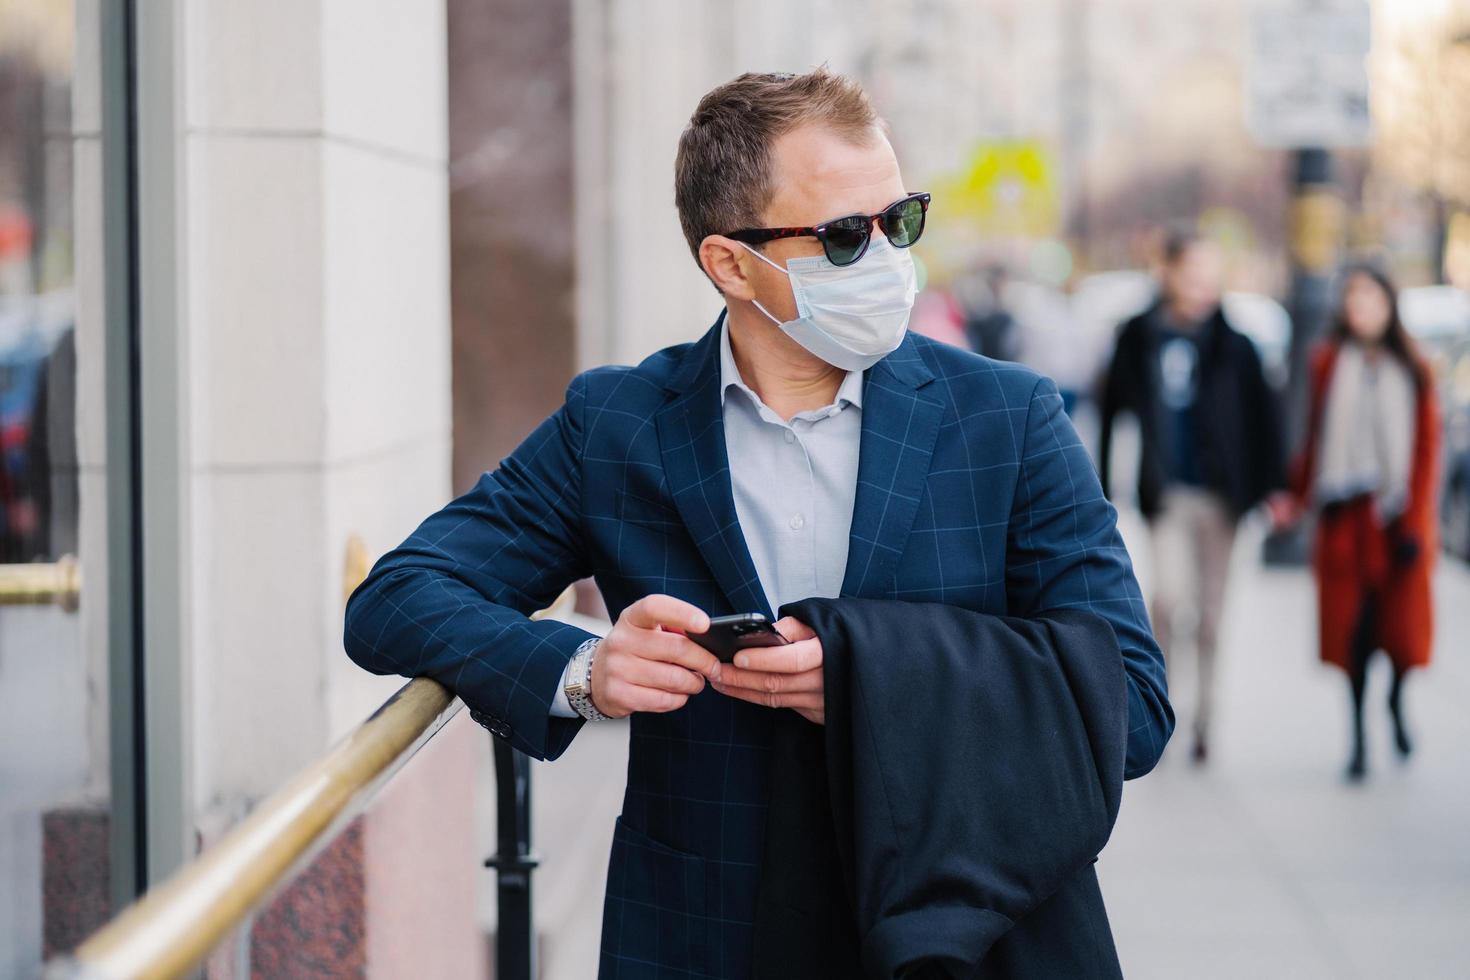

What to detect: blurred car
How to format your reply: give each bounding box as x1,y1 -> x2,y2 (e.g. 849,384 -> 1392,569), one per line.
1222,291 -> 1292,391
1070,270 -> 1155,337
1067,271 -> 1159,401
1008,279 -> 1114,398
0,292 -> 75,561
1440,337 -> 1470,562
1400,284 -> 1470,377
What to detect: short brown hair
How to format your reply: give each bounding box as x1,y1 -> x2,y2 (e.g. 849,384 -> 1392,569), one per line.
674,69 -> 881,272
1162,225 -> 1205,265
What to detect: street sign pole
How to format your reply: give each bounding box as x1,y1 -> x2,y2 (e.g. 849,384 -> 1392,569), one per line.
1265,147 -> 1343,565
1249,0 -> 1367,565
1285,147 -> 1342,446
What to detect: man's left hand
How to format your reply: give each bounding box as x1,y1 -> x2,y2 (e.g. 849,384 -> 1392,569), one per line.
710,616 -> 824,725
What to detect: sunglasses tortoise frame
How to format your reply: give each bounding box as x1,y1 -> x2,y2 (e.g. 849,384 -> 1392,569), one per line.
725,191 -> 931,267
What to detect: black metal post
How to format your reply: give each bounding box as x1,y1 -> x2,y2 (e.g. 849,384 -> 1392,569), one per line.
1265,146 -> 1341,565
486,737 -> 538,979
1284,149 -> 1340,442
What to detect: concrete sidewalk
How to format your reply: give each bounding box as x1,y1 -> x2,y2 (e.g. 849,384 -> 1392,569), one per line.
1101,515 -> 1470,979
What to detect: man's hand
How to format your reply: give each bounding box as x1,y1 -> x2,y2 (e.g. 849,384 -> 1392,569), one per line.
591,594 -> 722,719
710,617 -> 825,725
1266,491 -> 1301,532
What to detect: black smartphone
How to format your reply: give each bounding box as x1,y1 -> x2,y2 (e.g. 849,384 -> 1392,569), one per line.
689,613 -> 790,663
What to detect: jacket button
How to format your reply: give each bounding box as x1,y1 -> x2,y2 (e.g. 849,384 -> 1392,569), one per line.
470,709 -> 508,738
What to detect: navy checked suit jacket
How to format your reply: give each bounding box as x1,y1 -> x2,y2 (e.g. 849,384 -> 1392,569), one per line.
344,315 -> 1173,979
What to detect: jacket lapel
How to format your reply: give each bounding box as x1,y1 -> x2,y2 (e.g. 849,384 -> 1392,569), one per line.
656,314 -> 774,619
841,332 -> 944,598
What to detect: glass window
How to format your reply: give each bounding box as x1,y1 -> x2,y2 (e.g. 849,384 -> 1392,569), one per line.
0,3 -> 113,972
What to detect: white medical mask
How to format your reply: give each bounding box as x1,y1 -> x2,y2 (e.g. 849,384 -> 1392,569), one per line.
742,233 -> 916,372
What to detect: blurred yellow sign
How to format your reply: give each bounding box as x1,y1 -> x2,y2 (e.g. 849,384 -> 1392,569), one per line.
934,140 -> 1059,237
1447,211 -> 1470,292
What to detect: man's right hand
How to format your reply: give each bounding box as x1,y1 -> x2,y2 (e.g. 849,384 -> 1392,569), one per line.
591,594 -> 721,718
1265,491 -> 1301,531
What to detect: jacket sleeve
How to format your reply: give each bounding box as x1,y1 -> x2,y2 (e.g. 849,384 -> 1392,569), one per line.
1097,335 -> 1125,499
1241,337 -> 1287,498
1290,345 -> 1333,503
1006,375 -> 1174,778
343,375 -> 596,761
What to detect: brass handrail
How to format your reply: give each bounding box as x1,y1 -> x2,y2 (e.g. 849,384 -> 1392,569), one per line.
52,678 -> 459,980
0,556 -> 81,611
49,586 -> 579,980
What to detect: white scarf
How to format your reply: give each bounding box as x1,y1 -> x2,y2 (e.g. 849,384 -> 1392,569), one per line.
1314,342 -> 1417,519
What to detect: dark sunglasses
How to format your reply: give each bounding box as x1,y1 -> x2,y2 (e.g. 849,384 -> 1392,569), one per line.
726,191 -> 931,268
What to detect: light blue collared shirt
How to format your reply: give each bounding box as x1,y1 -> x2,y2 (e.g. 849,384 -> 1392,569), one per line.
718,320 -> 863,614
550,320 -> 863,717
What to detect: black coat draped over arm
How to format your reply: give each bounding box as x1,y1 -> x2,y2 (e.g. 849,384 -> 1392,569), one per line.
752,598 -> 1130,980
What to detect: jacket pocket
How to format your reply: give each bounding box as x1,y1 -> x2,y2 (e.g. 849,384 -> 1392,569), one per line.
599,816 -> 709,976
616,488 -> 683,532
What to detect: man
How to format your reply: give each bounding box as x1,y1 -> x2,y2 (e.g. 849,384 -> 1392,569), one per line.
962,263 -> 1019,362
1099,230 -> 1284,764
347,69 -> 1171,977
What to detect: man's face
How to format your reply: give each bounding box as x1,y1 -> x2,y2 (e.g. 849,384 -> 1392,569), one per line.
743,123 -> 907,324
1161,242 -> 1222,325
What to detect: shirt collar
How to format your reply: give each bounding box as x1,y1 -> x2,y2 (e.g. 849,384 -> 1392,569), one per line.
718,317 -> 864,412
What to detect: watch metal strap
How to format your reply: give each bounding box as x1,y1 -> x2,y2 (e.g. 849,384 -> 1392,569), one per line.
566,636 -> 610,721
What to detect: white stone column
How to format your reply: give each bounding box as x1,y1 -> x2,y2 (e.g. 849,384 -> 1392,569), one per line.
181,0 -> 451,808
175,1 -> 477,974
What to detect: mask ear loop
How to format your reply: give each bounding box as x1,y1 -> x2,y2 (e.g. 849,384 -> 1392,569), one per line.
738,242 -> 792,327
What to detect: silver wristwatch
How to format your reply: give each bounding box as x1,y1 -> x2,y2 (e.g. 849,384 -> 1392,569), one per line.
564,637 -> 611,721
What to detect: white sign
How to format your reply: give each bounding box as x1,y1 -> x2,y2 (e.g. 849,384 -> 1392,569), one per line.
1248,0 -> 1372,148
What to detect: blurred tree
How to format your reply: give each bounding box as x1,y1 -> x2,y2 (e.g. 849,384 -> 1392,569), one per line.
1372,9 -> 1470,282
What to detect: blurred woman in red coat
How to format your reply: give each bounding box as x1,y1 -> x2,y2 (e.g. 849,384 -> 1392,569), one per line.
1289,265 -> 1439,780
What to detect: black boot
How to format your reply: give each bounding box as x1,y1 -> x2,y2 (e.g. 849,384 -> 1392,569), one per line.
1346,731 -> 1367,781
1346,597 -> 1374,782
1389,668 -> 1413,759
1391,714 -> 1413,758
1346,663 -> 1369,781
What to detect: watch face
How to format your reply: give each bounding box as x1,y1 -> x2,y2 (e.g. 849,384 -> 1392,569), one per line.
568,648 -> 592,695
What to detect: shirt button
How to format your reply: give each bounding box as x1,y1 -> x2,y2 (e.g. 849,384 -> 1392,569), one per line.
789,513 -> 805,530
783,430 -> 795,444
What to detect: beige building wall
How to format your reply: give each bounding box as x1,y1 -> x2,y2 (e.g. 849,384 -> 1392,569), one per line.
572,0 -> 879,369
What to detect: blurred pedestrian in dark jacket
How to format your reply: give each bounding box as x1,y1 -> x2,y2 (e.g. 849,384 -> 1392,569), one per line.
1099,230 -> 1284,763
1285,265 -> 1439,781
963,264 -> 1020,362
